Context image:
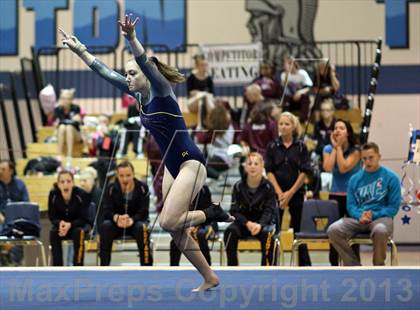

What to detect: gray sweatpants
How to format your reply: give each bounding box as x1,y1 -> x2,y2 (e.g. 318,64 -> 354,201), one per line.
327,217 -> 393,266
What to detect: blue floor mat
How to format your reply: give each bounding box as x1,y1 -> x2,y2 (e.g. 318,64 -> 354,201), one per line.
0,267 -> 419,310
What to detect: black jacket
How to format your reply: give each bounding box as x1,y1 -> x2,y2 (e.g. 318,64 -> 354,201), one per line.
48,186 -> 89,228
86,185 -> 102,226
230,178 -> 276,227
104,179 -> 150,223
265,137 -> 312,192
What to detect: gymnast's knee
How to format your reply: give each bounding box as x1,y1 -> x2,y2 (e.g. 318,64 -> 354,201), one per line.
159,215 -> 178,232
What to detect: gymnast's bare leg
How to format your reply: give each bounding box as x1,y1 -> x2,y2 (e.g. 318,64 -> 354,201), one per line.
159,160 -> 230,291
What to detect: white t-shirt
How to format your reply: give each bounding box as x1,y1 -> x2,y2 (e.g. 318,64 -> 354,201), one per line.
281,69 -> 313,88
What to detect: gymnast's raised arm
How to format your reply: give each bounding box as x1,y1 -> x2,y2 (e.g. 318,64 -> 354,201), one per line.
118,14 -> 184,98
58,27 -> 133,96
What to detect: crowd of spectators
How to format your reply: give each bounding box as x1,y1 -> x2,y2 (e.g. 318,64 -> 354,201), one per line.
0,54 -> 400,268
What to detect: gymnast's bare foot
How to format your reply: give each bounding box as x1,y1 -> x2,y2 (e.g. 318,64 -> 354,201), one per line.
192,274 -> 219,292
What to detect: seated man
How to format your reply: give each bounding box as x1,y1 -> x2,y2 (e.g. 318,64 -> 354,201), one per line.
169,185 -> 217,266
224,152 -> 277,266
100,160 -> 153,266
327,142 -> 401,266
0,160 -> 30,266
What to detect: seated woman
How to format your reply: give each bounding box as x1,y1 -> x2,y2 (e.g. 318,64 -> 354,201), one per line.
280,56 -> 313,123
79,167 -> 103,233
251,61 -> 283,102
186,54 -> 215,129
169,185 -> 217,266
48,170 -> 90,266
313,99 -> 336,158
239,84 -> 266,129
54,88 -> 83,160
204,104 -> 235,180
239,103 -> 277,178
224,152 -> 277,266
240,103 -> 278,157
313,62 -> 341,119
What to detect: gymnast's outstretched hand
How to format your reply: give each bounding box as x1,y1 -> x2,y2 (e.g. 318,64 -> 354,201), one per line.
58,27 -> 87,55
118,13 -> 139,41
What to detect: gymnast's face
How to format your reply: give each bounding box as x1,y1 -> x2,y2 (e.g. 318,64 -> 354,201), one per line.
125,60 -> 148,93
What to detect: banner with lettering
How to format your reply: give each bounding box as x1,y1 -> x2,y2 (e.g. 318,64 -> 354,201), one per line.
201,43 -> 263,86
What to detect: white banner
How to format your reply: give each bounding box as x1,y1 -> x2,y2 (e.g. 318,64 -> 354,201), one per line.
201,43 -> 263,86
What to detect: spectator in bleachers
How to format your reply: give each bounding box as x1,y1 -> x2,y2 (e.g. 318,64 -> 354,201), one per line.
0,160 -> 29,266
88,115 -> 119,188
224,152 -> 276,266
240,103 -> 278,158
99,160 -> 153,266
79,167 -> 103,233
323,119 -> 362,266
0,160 -> 30,218
312,99 -> 336,158
280,56 -> 313,123
170,185 -> 216,266
205,104 -> 235,180
118,94 -> 143,158
54,88 -> 82,160
239,103 -> 278,178
265,112 -> 312,266
327,142 -> 400,266
48,170 -> 90,266
187,54 -> 215,129
143,134 -> 164,213
240,84 -> 265,128
251,61 -> 283,102
313,62 -> 340,111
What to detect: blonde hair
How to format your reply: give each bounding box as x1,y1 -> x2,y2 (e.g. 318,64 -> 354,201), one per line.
59,88 -> 75,100
80,167 -> 97,181
279,111 -> 301,137
320,98 -> 335,111
247,152 -> 264,164
150,56 -> 185,84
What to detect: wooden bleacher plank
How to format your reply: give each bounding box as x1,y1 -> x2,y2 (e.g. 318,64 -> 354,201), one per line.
183,112 -> 198,128
37,126 -> 55,143
335,108 -> 362,123
27,143 -> 57,158
23,175 -> 56,212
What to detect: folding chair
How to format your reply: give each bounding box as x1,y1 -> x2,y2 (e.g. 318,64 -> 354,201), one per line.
291,199 -> 339,266
348,233 -> 399,266
0,202 -> 47,266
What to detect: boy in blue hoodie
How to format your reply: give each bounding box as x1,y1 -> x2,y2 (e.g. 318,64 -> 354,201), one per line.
327,142 -> 401,265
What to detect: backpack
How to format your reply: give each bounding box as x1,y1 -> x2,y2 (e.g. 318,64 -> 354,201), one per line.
24,157 -> 60,175
1,218 -> 41,238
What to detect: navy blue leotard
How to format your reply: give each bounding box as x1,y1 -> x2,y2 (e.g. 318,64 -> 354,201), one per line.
90,54 -> 205,178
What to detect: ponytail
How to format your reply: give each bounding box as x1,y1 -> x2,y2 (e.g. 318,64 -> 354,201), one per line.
150,56 -> 185,84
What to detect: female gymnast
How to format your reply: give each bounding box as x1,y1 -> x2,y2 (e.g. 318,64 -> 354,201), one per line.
58,14 -> 233,291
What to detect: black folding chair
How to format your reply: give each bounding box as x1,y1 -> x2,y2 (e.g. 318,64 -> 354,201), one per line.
291,199 -> 339,266
0,202 -> 47,266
